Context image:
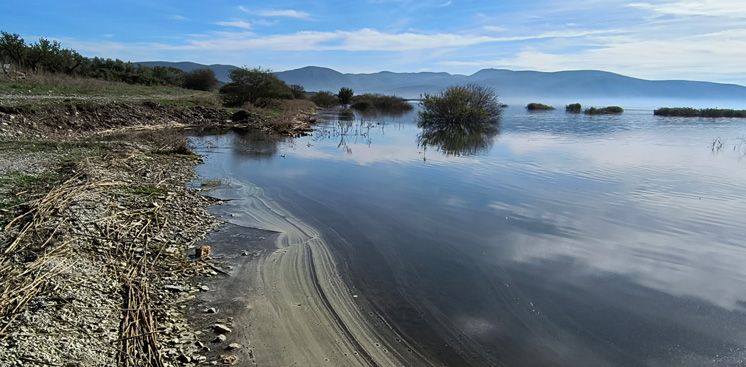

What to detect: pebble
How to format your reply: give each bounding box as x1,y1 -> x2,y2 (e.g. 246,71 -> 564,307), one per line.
205,308 -> 218,314
164,285 -> 184,292
226,343 -> 242,350
213,324 -> 232,334
199,285 -> 210,291
213,334 -> 227,343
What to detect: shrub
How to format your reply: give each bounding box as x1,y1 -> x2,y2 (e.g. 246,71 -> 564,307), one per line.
182,68 -> 218,91
526,103 -> 554,111
289,84 -> 306,99
338,87 -> 354,105
419,84 -> 501,127
351,93 -> 412,113
417,84 -> 501,156
309,91 -> 339,108
565,103 -> 582,112
219,67 -> 293,107
585,106 -> 623,115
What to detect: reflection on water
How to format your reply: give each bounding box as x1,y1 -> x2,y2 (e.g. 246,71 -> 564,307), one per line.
417,114 -> 501,156
192,106 -> 746,367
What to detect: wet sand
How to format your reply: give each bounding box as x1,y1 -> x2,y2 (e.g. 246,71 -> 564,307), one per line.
198,178 -> 437,366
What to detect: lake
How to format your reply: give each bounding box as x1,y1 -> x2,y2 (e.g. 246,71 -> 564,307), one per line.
191,105 -> 746,367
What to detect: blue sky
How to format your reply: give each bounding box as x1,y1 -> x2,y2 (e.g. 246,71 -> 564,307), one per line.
2,0 -> 745,84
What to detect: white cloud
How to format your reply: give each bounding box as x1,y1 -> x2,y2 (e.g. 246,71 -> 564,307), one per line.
440,1 -> 452,7
170,15 -> 189,21
217,20 -> 252,29
629,0 -> 746,18
255,9 -> 311,19
164,28 -> 501,52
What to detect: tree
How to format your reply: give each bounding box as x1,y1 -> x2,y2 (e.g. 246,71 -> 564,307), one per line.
183,68 -> 218,91
338,87 -> 354,105
219,67 -> 293,107
0,32 -> 27,68
310,91 -> 339,108
289,84 -> 306,99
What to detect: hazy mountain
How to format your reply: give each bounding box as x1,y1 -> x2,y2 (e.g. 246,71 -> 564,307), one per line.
140,61 -> 746,106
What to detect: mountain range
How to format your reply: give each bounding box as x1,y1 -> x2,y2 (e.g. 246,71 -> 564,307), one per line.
138,61 -> 746,106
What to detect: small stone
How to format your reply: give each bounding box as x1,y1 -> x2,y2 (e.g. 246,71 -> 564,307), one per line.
226,343 -> 242,350
177,354 -> 191,363
213,334 -> 226,343
220,355 -> 238,365
205,308 -> 218,314
241,251 -> 249,256
213,324 -> 231,334
196,245 -> 211,258
164,285 -> 184,292
200,285 -> 209,291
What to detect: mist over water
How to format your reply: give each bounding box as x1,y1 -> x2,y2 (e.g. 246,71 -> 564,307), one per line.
193,105 -> 746,366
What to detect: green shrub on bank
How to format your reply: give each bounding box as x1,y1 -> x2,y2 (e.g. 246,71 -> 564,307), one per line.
351,93 -> 412,112
219,67 -> 293,107
526,103 -> 554,111
566,103 -> 582,112
338,87 -> 354,105
309,91 -> 339,108
585,106 -> 624,115
654,107 -> 746,117
182,68 -> 218,91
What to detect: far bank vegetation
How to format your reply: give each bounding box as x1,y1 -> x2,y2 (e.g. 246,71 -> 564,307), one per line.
566,103 -> 582,112
654,107 -> 746,118
585,106 -> 624,115
526,103 -> 554,111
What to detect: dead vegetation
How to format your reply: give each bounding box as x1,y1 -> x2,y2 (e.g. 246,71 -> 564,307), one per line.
0,136 -> 221,366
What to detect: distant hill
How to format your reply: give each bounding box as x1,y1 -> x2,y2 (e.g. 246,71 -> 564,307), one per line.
140,61 -> 746,106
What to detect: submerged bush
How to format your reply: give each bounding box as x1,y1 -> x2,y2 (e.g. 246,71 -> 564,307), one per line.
417,84 -> 501,156
351,93 -> 412,113
526,103 -> 555,111
585,106 -> 624,115
565,103 -> 582,113
419,84 -> 501,127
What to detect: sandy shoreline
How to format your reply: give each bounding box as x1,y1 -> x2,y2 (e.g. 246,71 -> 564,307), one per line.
192,173 -> 438,366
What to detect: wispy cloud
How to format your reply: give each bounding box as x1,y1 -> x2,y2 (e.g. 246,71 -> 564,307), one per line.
165,28 -> 500,51
440,1 -> 452,7
439,29 -> 746,82
217,20 -> 252,29
239,7 -> 311,19
170,15 -> 189,21
628,0 -> 746,18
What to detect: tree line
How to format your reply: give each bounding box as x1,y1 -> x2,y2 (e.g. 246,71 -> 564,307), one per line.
0,31 -> 215,89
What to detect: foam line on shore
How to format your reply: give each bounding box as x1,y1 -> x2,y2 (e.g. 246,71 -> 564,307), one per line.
212,177 -> 437,366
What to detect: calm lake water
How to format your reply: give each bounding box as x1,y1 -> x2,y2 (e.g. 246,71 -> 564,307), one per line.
192,105 -> 746,366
